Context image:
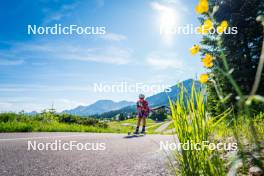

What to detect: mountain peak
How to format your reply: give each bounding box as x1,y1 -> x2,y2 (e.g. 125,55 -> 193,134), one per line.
63,100 -> 134,116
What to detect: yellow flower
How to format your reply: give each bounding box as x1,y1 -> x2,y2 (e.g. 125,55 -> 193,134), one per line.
202,54 -> 214,68
197,26 -> 203,34
217,20 -> 229,34
195,0 -> 209,14
197,19 -> 213,34
189,45 -> 200,55
199,74 -> 209,83
203,54 -> 213,62
203,61 -> 214,68
204,19 -> 213,28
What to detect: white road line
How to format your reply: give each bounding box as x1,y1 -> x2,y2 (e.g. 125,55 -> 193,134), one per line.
0,134 -> 90,142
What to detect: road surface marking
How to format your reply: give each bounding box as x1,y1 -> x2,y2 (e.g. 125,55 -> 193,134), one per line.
0,134 -> 91,142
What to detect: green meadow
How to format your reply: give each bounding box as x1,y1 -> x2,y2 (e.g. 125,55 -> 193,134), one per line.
0,112 -> 171,134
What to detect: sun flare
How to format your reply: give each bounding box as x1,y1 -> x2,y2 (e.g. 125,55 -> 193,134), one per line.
151,2 -> 179,46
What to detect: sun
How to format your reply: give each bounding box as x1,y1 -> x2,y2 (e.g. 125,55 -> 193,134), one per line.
160,7 -> 176,29
151,2 -> 179,46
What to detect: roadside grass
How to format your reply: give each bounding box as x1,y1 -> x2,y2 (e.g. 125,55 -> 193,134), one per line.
0,121 -> 116,133
214,113 -> 264,141
0,113 -> 167,134
212,115 -> 264,175
169,85 -> 264,175
166,121 -> 175,130
169,85 -> 228,175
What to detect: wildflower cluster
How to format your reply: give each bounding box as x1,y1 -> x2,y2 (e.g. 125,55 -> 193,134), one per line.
190,0 -> 229,84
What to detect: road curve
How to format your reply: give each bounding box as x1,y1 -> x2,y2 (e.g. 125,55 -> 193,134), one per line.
0,133 -> 174,176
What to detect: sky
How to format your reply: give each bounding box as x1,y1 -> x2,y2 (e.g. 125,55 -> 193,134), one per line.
0,0 -> 205,112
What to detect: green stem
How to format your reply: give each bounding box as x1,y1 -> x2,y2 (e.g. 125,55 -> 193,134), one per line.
249,25 -> 264,95
216,67 -> 243,98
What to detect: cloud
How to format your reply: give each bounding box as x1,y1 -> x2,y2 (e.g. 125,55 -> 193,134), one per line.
0,52 -> 24,66
151,2 -> 181,26
0,102 -> 13,110
1,41 -> 133,65
100,33 -> 127,41
161,0 -> 188,12
151,1 -> 188,26
43,2 -> 79,24
151,2 -> 173,11
96,0 -> 104,8
31,62 -> 47,66
0,59 -> 24,65
0,98 -> 84,113
0,84 -> 93,92
146,52 -> 183,70
0,98 -> 44,113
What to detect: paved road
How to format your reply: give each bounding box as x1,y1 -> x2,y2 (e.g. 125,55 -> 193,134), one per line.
0,133 -> 174,176
155,121 -> 173,133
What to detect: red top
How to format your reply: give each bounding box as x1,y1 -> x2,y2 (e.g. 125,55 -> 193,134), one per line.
137,99 -> 149,113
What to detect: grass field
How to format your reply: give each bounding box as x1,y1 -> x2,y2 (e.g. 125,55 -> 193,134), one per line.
0,112 -> 171,134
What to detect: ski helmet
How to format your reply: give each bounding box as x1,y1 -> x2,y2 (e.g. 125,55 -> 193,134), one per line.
139,94 -> 145,99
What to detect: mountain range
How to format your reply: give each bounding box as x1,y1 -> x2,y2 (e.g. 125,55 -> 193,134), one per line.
63,79 -> 201,116
63,100 -> 134,116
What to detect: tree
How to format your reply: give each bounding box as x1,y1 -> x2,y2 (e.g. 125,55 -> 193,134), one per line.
149,108 -> 167,121
204,0 -> 264,115
118,113 -> 125,121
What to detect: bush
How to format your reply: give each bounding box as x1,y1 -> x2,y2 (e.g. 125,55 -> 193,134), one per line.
58,114 -> 79,123
0,113 -> 17,122
78,118 -> 99,126
0,122 -> 33,132
97,122 -> 108,128
149,111 -> 167,121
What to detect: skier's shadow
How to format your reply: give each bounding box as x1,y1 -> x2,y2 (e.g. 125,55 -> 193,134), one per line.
123,134 -> 145,139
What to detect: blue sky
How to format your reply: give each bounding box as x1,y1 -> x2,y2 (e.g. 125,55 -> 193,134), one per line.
0,0 -> 204,112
